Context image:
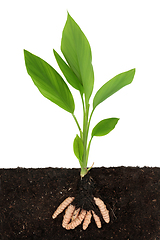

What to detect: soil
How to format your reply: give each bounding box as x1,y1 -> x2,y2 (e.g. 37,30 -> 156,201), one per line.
0,166 -> 160,240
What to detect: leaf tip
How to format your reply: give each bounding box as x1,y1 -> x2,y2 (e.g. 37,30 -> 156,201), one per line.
24,49 -> 27,56
66,11 -> 72,22
53,49 -> 57,57
131,68 -> 136,76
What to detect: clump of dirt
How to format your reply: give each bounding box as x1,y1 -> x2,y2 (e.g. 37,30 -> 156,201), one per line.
0,166 -> 160,240
72,173 -> 103,218
73,173 -> 95,208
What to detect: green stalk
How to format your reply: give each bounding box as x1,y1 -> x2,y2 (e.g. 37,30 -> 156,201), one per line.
85,108 -> 95,165
72,114 -> 82,137
74,94 -> 95,178
87,108 -> 94,138
86,136 -> 93,165
80,100 -> 90,178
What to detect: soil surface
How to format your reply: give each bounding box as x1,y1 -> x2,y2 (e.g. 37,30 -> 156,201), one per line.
0,167 -> 160,240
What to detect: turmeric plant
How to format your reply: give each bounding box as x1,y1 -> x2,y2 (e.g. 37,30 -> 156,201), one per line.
24,12 -> 135,230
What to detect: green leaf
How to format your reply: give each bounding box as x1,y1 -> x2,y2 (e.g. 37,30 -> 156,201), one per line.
61,13 -> 94,102
53,49 -> 83,94
73,135 -> 84,167
92,118 -> 119,137
93,68 -> 135,109
24,49 -> 75,113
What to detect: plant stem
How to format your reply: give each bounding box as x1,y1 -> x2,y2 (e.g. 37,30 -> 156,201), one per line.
87,108 -> 94,138
86,136 -> 93,163
80,101 -> 89,178
75,95 -> 95,178
72,114 -> 82,137
80,167 -> 88,178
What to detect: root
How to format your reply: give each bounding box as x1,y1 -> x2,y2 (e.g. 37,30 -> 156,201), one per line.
92,210 -> 101,228
52,174 -> 111,230
62,204 -> 75,228
94,197 -> 110,223
83,210 -> 92,230
66,209 -> 86,230
52,197 -> 75,219
71,208 -> 80,221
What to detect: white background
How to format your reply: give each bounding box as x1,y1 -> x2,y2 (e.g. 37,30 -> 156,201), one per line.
1,1 -> 160,168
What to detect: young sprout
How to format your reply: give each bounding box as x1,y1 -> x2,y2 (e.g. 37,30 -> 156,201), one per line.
24,12 -> 135,230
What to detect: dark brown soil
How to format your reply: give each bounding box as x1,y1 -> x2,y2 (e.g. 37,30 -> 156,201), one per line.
0,167 -> 160,240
